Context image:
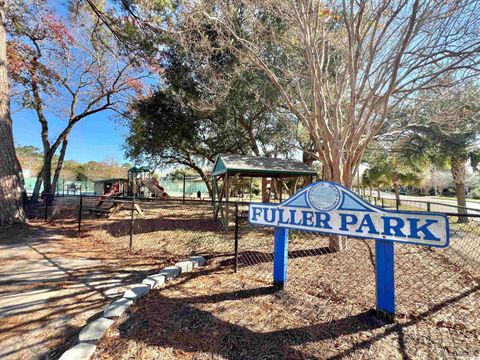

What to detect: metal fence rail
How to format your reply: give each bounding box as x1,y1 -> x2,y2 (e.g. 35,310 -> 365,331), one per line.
360,194 -> 480,215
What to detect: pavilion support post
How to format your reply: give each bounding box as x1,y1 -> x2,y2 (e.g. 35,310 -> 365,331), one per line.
262,177 -> 268,203
225,173 -> 230,225
278,178 -> 283,202
249,177 -> 253,202
211,176 -> 215,208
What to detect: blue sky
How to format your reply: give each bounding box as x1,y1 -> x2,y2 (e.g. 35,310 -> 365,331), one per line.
13,108 -> 131,164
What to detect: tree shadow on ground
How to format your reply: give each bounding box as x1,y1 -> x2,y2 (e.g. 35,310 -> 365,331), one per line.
219,247 -> 334,268
80,217 -> 224,238
112,285 -> 384,359
0,224 -> 169,359
107,268 -> 480,360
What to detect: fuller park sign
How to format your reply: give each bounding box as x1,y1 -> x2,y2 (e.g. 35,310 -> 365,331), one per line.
248,181 -> 450,319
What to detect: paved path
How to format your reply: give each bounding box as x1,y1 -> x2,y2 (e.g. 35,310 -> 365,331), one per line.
0,229 -> 138,359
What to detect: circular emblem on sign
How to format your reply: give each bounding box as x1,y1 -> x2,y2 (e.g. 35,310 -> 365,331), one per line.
308,182 -> 340,211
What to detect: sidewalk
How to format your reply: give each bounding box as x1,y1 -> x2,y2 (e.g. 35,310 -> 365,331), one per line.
0,225 -> 162,359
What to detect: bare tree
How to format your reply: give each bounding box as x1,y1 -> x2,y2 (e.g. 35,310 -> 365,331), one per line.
8,3 -> 147,202
178,0 -> 480,188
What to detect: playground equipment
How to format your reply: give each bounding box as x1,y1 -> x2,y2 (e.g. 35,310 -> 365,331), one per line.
88,197 -> 144,218
127,166 -> 150,196
127,166 -> 169,198
141,177 -> 169,198
87,167 -> 169,218
93,178 -> 128,197
100,183 -> 121,199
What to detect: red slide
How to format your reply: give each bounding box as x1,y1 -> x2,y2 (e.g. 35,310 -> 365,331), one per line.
99,183 -> 120,200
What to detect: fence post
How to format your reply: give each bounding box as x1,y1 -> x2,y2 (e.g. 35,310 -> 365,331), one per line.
427,202 -> 431,212
129,197 -> 135,249
234,203 -> 239,273
78,195 -> 83,232
381,198 -> 385,208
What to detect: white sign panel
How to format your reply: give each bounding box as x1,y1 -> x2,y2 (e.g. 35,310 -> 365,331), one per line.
249,182 -> 449,247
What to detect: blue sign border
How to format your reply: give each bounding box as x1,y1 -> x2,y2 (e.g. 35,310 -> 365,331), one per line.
248,181 -> 450,248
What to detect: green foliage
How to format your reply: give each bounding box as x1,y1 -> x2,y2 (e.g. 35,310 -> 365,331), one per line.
362,142 -> 424,189
398,84 -> 480,171
126,20 -> 295,173
125,88 -> 247,169
16,145 -> 130,181
16,145 -> 42,158
168,168 -> 198,180
471,188 -> 480,200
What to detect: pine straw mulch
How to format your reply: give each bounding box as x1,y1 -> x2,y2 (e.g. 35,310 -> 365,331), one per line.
93,242 -> 480,360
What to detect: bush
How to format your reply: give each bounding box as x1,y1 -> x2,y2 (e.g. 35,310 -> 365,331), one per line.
471,187 -> 480,199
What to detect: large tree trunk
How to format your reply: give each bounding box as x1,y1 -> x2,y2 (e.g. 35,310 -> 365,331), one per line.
42,155 -> 53,199
52,139 -> 68,195
271,178 -> 278,200
0,0 -> 26,225
393,180 -> 401,207
329,235 -> 347,252
186,162 -> 212,198
302,149 -> 315,166
196,168 -> 212,198
451,155 -> 468,223
30,166 -> 43,203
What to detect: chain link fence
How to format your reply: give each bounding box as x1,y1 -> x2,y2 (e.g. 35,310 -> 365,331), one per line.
26,193 -> 480,356
361,194 -> 480,215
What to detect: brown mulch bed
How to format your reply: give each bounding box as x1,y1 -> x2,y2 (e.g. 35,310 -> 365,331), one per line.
94,248 -> 480,360
5,198 -> 478,359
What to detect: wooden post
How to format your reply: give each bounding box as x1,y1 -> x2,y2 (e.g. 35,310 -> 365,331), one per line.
261,177 -> 268,202
249,177 -> 253,202
278,178 -> 283,202
225,172 -> 229,222
211,176 -> 215,207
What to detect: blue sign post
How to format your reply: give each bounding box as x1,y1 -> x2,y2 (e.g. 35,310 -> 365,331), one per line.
248,181 -> 449,320
273,228 -> 289,288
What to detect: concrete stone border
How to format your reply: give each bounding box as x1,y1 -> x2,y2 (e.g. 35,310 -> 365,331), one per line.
59,256 -> 206,360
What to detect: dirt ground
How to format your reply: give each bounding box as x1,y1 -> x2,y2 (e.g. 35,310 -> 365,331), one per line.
3,198 -> 479,359
93,239 -> 480,360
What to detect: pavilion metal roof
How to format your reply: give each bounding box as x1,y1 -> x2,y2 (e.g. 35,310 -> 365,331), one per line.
212,154 -> 317,177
